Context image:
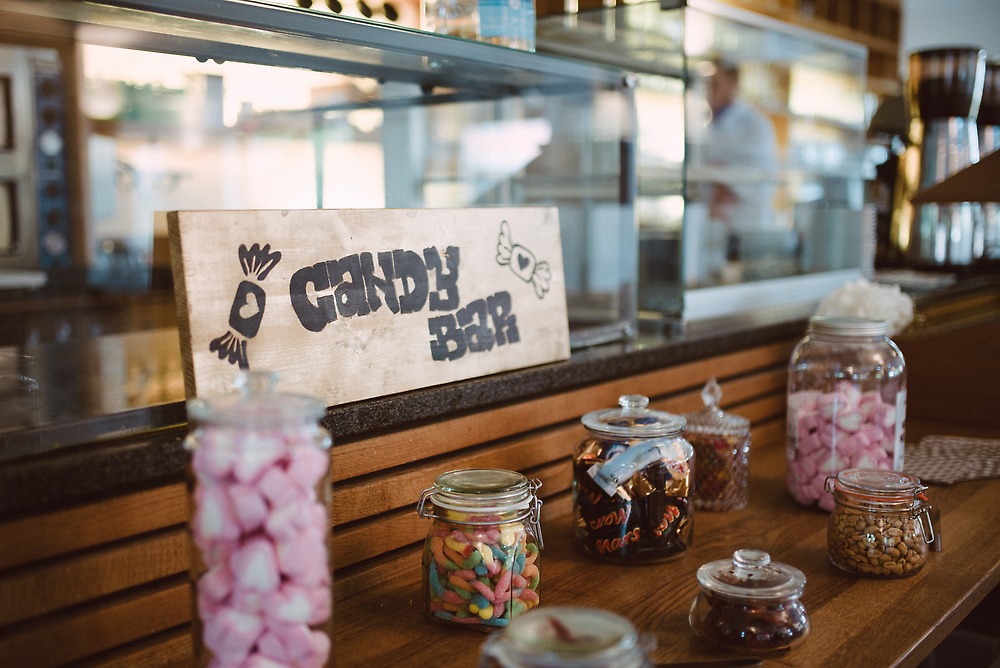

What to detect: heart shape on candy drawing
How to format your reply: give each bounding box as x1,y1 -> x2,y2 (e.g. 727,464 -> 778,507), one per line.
229,280 -> 267,339
511,245 -> 536,281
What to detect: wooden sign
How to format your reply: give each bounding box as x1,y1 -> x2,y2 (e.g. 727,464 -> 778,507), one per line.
166,208 -> 569,404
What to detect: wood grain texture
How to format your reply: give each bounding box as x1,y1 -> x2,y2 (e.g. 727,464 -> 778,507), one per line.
329,420 -> 1000,668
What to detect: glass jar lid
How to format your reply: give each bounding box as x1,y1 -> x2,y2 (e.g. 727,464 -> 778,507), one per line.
186,370 -> 326,427
808,316 -> 889,337
696,549 -> 806,602
428,468 -> 535,512
831,468 -> 924,500
489,607 -> 645,667
683,377 -> 749,437
582,394 -> 686,439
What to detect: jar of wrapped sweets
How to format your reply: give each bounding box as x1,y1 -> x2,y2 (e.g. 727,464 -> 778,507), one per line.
479,607 -> 654,667
689,549 -> 810,653
184,371 -> 333,667
786,316 -> 906,509
684,377 -> 751,512
826,468 -> 934,577
573,394 -> 693,563
417,468 -> 543,630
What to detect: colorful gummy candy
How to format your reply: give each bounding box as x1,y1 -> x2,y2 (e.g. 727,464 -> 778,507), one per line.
786,382 -> 903,510
190,423 -> 332,666
423,521 -> 540,628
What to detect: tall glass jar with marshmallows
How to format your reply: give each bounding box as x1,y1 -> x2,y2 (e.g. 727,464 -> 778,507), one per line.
417,469 -> 543,631
786,316 -> 906,509
185,371 -> 333,668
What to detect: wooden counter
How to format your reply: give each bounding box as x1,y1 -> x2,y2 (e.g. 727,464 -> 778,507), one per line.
329,424 -> 1000,667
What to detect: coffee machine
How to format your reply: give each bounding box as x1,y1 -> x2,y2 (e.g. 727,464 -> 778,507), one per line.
891,47 -> 986,267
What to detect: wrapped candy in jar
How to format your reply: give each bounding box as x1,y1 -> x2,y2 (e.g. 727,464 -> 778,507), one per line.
417,468 -> 543,630
786,316 -> 906,509
689,549 -> 810,653
573,394 -> 693,563
684,377 -> 751,512
479,607 -> 654,667
825,468 -> 934,577
184,371 -> 333,667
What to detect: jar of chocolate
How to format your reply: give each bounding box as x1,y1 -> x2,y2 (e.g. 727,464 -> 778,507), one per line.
417,468 -> 543,630
786,316 -> 906,510
825,468 -> 934,577
689,549 -> 810,653
479,607 -> 654,667
184,371 -> 333,667
684,377 -> 751,512
573,394 -> 693,563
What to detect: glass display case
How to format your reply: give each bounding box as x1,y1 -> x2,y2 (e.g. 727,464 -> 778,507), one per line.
0,0 -> 636,350
538,0 -> 871,324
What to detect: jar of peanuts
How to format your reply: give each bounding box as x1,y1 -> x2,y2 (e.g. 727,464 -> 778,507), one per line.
417,468 -> 543,630
826,468 -> 934,577
684,377 -> 751,512
184,371 -> 333,667
786,316 -> 906,509
479,607 -> 654,667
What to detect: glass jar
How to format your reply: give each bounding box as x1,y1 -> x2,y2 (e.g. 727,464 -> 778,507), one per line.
684,378 -> 751,512
573,394 -> 693,563
689,549 -> 810,653
479,607 -> 653,667
826,468 -> 934,578
786,316 -> 906,509
417,468 -> 543,630
184,371 -> 333,667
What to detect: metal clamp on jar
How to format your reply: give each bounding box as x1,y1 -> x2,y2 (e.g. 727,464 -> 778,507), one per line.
825,468 -> 934,577
573,394 -> 693,563
417,468 -> 543,630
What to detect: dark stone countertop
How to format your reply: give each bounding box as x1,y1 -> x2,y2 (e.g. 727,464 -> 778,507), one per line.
3,272 -> 998,521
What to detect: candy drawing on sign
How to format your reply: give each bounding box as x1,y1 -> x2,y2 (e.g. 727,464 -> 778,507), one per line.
209,243 -> 282,369
496,220 -> 551,299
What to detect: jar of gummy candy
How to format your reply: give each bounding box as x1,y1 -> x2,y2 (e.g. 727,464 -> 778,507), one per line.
786,316 -> 906,509
479,607 -> 654,667
184,371 -> 333,667
417,468 -> 543,630
825,468 -> 934,578
684,378 -> 751,512
573,395 -> 693,563
689,549 -> 810,653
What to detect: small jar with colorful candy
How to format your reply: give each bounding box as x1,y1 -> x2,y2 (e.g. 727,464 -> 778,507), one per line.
417,468 -> 543,630
573,394 -> 693,563
184,371 -> 333,667
684,378 -> 751,512
786,316 -> 906,510
479,607 -> 654,667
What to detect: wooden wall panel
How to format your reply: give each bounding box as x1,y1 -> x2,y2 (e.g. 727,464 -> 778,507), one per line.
0,339 -> 796,666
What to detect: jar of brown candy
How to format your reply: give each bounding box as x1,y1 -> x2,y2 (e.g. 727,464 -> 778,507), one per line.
573,394 -> 693,563
684,377 -> 750,512
689,549 -> 810,653
825,468 -> 934,577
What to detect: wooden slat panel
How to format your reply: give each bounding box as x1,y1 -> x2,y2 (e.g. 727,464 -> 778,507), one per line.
0,582 -> 190,668
332,364 -> 791,525
0,484 -> 187,571
0,529 -> 189,627
77,626 -> 192,668
331,341 -> 796,482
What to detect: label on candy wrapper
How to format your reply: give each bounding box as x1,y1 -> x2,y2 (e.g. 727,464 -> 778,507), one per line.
588,439 -> 680,498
